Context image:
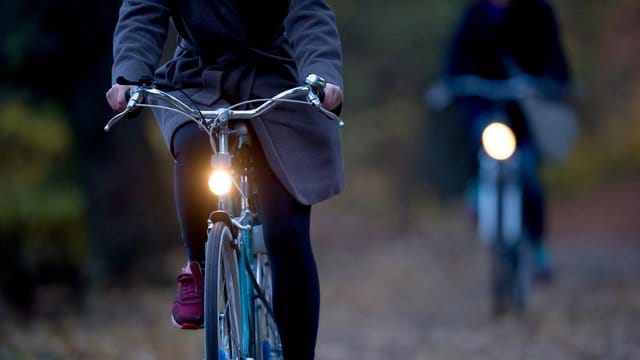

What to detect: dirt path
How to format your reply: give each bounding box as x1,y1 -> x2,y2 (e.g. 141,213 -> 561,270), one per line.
1,178 -> 639,359
314,177 -> 640,359
314,219 -> 640,359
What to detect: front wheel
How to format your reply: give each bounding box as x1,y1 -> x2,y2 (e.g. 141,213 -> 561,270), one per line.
205,222 -> 242,359
254,253 -> 283,360
491,238 -> 530,316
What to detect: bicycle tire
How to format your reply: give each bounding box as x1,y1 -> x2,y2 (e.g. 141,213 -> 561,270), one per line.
205,222 -> 242,360
491,239 -> 529,315
254,253 -> 283,360
491,240 -> 515,315
512,239 -> 531,311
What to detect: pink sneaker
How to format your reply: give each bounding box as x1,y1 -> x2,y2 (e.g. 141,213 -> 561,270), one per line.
171,261 -> 204,329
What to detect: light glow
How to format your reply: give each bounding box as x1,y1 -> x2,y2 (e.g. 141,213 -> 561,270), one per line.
481,122 -> 517,160
208,170 -> 232,195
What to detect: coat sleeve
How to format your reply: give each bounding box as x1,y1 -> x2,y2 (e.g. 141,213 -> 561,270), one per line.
111,0 -> 172,84
284,0 -> 343,90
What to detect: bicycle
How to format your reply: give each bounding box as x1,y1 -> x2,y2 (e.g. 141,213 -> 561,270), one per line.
427,75 -> 559,315
477,114 -> 529,315
105,74 -> 342,359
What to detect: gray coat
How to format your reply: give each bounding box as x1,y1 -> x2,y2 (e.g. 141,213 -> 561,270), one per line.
111,0 -> 345,205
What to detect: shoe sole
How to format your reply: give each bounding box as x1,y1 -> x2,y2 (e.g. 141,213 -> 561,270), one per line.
171,315 -> 203,330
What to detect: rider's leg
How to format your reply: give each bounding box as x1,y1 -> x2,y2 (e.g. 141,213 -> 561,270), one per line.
170,122 -> 212,328
252,134 -> 320,360
172,122 -> 213,263
520,141 -> 553,278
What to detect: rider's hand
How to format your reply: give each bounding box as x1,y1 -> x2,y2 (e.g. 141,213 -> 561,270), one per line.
426,79 -> 453,111
322,83 -> 343,111
106,84 -> 135,112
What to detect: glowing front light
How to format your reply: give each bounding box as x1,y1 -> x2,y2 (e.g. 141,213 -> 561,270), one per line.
208,170 -> 232,195
481,122 -> 517,160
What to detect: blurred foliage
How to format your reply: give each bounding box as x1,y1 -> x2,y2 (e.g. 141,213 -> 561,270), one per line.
0,95 -> 87,265
0,0 -> 178,311
331,0 -> 468,214
543,0 -> 640,193
0,93 -> 87,311
328,0 -> 640,216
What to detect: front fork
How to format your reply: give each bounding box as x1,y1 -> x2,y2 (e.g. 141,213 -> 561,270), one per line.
237,175 -> 256,359
477,151 -> 522,245
214,125 -> 261,359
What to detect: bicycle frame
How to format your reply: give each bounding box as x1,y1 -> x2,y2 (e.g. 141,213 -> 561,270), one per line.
214,125 -> 284,358
477,138 -> 523,245
476,113 -> 530,315
204,118 -> 283,359
208,121 -> 257,358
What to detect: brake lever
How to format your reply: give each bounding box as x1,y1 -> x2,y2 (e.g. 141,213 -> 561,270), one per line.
317,106 -> 344,126
104,88 -> 145,132
105,110 -> 130,132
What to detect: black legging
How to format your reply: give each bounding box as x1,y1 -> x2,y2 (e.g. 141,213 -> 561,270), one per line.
172,122 -> 319,359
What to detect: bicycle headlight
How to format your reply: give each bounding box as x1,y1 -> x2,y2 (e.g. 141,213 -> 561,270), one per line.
208,170 -> 232,195
481,122 -> 517,160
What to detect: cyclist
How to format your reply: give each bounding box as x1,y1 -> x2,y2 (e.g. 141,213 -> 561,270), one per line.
105,1 -> 344,359
434,0 -> 572,280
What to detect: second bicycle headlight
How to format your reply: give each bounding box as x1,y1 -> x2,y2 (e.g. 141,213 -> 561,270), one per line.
481,122 -> 517,160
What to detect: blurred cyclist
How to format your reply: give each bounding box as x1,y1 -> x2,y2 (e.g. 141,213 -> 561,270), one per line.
432,0 -> 572,280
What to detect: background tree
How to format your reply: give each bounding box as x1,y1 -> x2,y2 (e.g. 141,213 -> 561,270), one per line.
0,0 -> 177,311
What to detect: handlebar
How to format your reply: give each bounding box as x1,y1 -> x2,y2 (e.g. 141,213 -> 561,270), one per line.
104,74 -> 342,132
426,74 -> 568,111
